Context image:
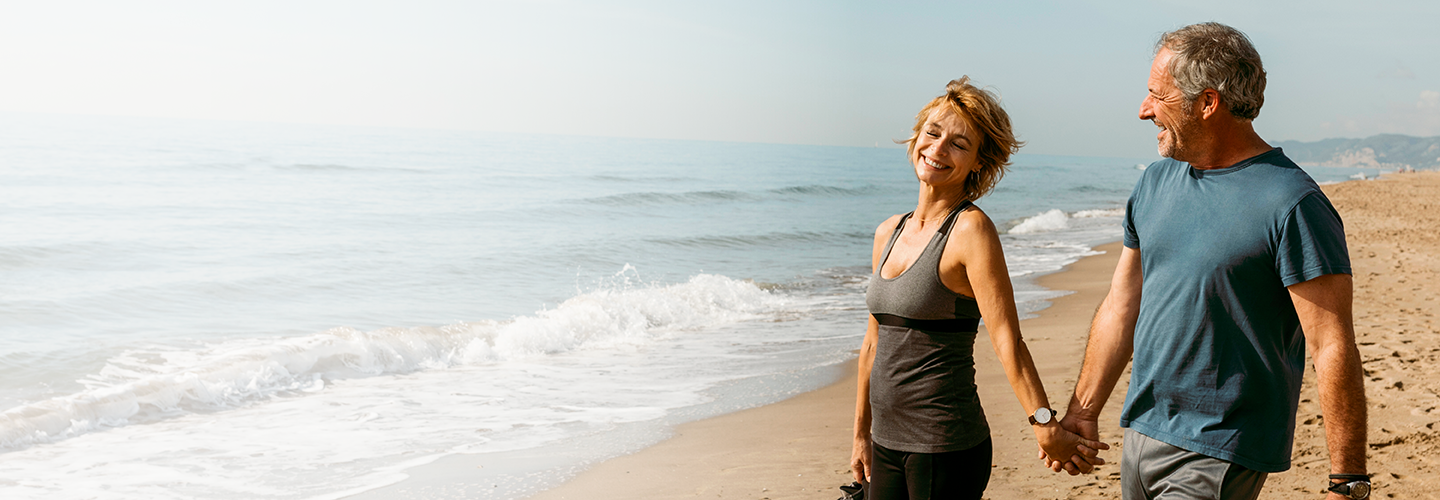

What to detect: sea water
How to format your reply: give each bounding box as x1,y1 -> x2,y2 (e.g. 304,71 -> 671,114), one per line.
0,113 -> 1371,499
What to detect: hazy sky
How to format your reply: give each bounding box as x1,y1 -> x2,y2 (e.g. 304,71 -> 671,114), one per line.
3,0 -> 1437,158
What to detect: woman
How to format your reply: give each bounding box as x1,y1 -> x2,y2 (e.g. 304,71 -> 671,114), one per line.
851,77 -> 1104,499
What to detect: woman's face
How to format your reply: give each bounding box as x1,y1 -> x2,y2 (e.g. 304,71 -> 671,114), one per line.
911,106 -> 982,189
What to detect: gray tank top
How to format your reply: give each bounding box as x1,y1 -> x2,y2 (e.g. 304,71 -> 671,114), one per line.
865,201 -> 989,453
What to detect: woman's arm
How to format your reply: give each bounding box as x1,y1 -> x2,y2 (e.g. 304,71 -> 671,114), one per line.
941,209 -> 1107,471
852,315 -> 879,483
852,215 -> 902,483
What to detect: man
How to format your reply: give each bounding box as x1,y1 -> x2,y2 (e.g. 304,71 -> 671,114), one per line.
1049,22 -> 1370,500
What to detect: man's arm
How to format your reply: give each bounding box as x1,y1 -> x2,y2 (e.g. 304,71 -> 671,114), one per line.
1052,246 -> 1142,474
1289,273 -> 1367,496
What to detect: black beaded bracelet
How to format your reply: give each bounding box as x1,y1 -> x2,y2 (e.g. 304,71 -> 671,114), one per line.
1329,473 -> 1370,481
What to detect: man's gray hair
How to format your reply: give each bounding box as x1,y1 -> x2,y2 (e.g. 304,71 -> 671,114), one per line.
1157,22 -> 1267,120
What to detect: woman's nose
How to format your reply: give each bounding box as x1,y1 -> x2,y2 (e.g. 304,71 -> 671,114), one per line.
925,140 -> 945,157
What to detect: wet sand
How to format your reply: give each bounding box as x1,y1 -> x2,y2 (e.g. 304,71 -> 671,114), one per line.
526,240 -> 1128,500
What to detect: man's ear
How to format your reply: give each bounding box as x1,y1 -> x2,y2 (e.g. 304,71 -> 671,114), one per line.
1197,89 -> 1223,120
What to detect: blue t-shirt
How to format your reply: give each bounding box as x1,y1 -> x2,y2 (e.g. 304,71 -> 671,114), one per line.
1120,148 -> 1350,472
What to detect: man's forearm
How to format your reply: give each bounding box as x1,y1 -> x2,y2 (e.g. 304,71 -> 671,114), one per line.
1289,273 -> 1367,479
1068,298 -> 1135,419
1314,341 -> 1367,475
1068,246 -> 1142,421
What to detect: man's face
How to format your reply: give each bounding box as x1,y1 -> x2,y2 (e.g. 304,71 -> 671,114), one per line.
1139,48 -> 1200,160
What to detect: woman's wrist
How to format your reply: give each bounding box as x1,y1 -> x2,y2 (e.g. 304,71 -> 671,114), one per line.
1031,421 -> 1062,441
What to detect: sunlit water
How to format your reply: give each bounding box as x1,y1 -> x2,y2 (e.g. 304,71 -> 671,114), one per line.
0,112 -> 1374,499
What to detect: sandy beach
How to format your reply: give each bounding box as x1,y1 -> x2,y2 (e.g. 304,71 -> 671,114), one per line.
521,171 -> 1440,500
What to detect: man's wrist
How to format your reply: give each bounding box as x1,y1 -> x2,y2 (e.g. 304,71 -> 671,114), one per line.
1064,401 -> 1099,421
1326,474 -> 1371,499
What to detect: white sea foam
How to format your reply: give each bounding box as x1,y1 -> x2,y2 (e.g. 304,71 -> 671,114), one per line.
0,273 -> 783,453
1008,208 -> 1125,235
1008,209 -> 1070,234
1000,207 -> 1124,286
1073,208 -> 1125,218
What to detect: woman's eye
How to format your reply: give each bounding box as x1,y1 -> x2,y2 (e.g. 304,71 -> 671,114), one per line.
927,132 -> 940,137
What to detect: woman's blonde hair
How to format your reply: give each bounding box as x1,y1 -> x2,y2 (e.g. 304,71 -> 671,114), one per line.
902,77 -> 1023,201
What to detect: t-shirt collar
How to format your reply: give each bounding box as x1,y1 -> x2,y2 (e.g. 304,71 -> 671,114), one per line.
1189,147 -> 1283,178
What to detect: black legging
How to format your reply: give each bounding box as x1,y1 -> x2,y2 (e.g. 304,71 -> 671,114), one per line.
868,438 -> 992,500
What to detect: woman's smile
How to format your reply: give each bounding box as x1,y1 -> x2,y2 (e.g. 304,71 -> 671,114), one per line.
921,155 -> 950,170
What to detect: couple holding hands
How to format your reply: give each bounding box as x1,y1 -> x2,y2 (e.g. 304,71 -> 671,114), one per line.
852,22 -> 1369,500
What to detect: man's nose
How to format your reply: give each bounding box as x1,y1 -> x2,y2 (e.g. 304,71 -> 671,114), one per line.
1138,98 -> 1155,121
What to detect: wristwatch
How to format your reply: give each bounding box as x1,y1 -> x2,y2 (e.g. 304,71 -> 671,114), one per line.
1028,407 -> 1056,426
1327,474 -> 1371,499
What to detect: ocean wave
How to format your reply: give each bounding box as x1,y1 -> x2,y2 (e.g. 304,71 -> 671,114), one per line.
0,273 -> 782,452
0,244 -> 63,269
0,242 -> 122,271
587,174 -> 696,183
171,162 -> 427,174
1007,208 -> 1125,234
1008,209 -> 1070,234
277,163 -> 432,174
766,185 -> 873,197
1073,208 -> 1125,218
581,190 -> 755,206
1068,184 -> 1130,194
647,230 -> 872,249
280,163 -> 364,172
580,184 -> 876,207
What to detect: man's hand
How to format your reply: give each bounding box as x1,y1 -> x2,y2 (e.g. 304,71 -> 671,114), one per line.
1039,413 -> 1107,475
851,435 -> 872,483
1035,420 -> 1109,474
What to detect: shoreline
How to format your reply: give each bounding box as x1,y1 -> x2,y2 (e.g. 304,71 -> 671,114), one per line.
521,241 -> 1128,500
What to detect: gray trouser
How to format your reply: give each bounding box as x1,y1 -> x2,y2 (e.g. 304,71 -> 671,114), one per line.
1121,429 -> 1268,500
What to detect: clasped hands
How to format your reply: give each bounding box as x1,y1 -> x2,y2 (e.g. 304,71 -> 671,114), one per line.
1035,413 -> 1109,475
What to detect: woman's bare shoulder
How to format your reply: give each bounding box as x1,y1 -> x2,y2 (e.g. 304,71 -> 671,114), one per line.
950,205 -> 999,238
874,214 -> 907,240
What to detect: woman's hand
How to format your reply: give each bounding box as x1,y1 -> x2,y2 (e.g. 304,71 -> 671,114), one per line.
851,435 -> 872,483
1033,423 -> 1108,474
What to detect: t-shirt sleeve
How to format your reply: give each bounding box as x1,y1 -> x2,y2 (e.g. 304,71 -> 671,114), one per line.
1122,178 -> 1143,249
1276,191 -> 1351,286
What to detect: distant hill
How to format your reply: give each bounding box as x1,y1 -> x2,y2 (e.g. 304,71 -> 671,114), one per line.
1273,134 -> 1440,169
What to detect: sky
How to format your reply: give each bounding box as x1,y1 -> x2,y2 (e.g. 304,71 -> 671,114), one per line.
2,0 -> 1438,158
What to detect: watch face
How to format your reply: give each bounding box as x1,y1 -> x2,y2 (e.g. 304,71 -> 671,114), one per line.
1034,408 -> 1054,424
1350,482 -> 1370,499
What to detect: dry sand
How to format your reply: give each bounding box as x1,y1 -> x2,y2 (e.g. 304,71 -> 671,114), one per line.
525,171 -> 1440,500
